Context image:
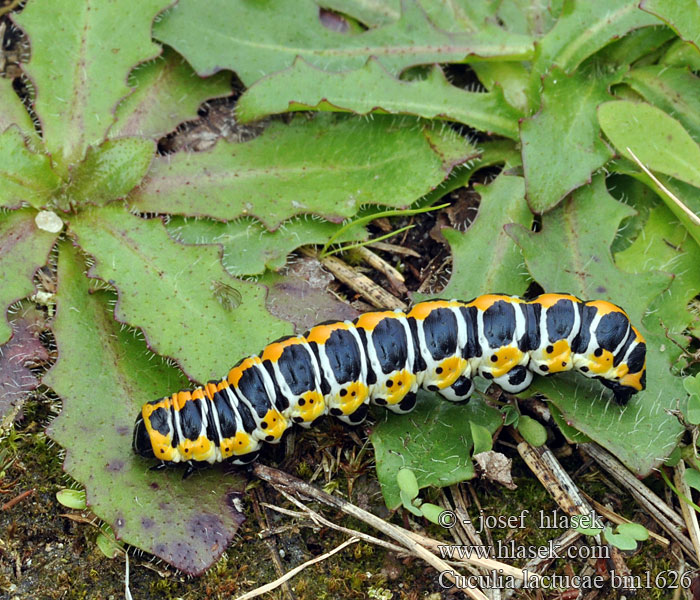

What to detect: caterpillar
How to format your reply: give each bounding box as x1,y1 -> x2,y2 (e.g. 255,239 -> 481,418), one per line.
133,294 -> 647,470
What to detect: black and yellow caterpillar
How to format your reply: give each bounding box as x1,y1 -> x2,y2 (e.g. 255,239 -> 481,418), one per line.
133,294 -> 647,467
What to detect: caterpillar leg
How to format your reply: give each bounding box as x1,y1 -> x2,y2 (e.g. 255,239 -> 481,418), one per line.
437,375 -> 474,403
492,365 -> 533,394
330,400 -> 370,425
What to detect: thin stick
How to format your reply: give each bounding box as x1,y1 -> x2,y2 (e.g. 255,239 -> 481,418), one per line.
263,497 -> 409,555
674,461 -> 700,565
301,247 -> 406,310
351,246 -> 405,283
1,488 -> 34,511
0,0 -> 23,18
626,146 -> 700,227
368,241 -> 420,258
253,463 -> 494,600
233,537 -> 359,600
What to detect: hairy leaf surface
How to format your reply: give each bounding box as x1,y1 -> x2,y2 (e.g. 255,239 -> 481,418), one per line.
167,216 -> 366,276
130,115 -> 475,229
599,100 -> 700,188
44,242 -> 245,575
521,67 -> 616,212
153,0 -> 533,86
0,210 -> 57,345
111,47 -> 232,139
0,129 -> 61,210
371,392 -> 501,508
14,0 -> 170,168
237,59 -> 522,139
70,206 -> 291,382
438,174 -> 532,301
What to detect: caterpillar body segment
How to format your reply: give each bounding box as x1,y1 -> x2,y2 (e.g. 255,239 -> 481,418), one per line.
133,294 -> 647,467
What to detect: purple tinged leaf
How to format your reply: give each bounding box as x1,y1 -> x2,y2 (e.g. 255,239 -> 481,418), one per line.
43,241 -> 246,575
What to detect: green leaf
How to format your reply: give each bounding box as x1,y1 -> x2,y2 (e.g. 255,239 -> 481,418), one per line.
0,128 -> 61,210
396,467 -> 419,499
517,415 -> 547,447
507,176 -> 684,475
664,445 -> 681,466
549,403 -> 592,443
153,0 -> 534,87
641,0 -> 700,52
111,47 -> 232,140
69,205 -> 291,382
96,530 -> 123,559
616,522 -> 649,541
418,502 -> 445,525
399,490 -> 424,516
533,0 -> 660,78
61,138 -> 155,209
371,391 -> 501,508
237,59 -> 522,139
660,39 -> 700,71
167,215 -> 366,276
616,204 -> 700,336
521,67 -> 617,212
471,61 -> 531,113
130,114 -> 475,229
470,421 -> 493,454
686,375 -> 700,425
598,100 -> 700,188
595,25 -> 676,67
14,0 -> 170,168
417,0 -> 497,33
0,77 -> 37,143
624,66 -> 700,144
55,488 -> 87,510
318,0 -> 400,28
684,468 -> 700,493
603,526 -> 638,551
43,241 -> 246,575
437,175 -> 532,302
609,159 -> 700,248
575,524 -> 604,536
501,404 -> 519,427
0,209 -> 57,345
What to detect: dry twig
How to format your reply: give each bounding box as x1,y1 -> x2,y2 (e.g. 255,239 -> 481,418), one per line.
301,247 -> 406,310
233,537 -> 359,600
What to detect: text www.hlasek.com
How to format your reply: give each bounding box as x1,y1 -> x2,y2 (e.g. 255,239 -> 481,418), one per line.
437,540 -> 609,561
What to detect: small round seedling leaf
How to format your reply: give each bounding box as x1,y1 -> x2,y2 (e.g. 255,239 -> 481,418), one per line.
56,488 -> 87,510
687,395 -> 700,426
603,526 -> 638,551
616,522 -> 649,541
399,490 -> 424,517
575,524 -> 604,537
470,421 -> 494,455
684,468 -> 700,493
96,531 -> 122,559
685,376 -> 700,424
396,467 -> 419,500
517,415 -> 547,447
419,503 -> 445,525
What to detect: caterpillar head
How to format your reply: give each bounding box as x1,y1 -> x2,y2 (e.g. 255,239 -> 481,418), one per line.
133,413 -> 155,458
599,345 -> 647,404
133,402 -> 178,461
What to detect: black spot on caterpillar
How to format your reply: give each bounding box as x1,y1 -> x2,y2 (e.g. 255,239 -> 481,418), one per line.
133,294 -> 646,468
